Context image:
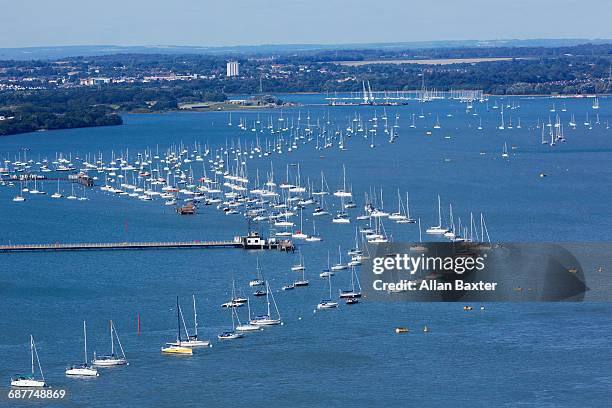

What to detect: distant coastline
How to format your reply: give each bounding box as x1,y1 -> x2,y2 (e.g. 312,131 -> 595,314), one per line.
2,41 -> 610,136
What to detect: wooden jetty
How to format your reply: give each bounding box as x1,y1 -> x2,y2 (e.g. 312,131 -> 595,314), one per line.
0,233 -> 295,253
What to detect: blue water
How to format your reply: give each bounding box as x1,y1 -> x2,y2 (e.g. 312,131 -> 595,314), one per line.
1,95 -> 612,407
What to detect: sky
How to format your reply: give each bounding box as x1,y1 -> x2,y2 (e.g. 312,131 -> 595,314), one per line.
0,0 -> 610,48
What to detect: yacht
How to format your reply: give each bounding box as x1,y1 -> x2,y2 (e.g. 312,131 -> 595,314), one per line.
250,282 -> 282,326
11,335 -> 46,387
339,267 -> 363,299
426,195 -> 449,235
218,307 -> 244,340
249,260 -> 265,287
317,275 -> 339,310
66,321 -> 99,377
92,320 -> 128,366
168,295 -> 210,348
331,246 -> 348,271
235,299 -> 261,332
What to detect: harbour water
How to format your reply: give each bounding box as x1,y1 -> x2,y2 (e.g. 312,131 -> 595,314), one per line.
1,94 -> 612,407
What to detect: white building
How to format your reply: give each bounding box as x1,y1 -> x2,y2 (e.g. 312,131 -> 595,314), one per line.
226,61 -> 239,77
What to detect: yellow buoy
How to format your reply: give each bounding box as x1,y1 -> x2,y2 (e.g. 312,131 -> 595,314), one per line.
395,327 -> 409,334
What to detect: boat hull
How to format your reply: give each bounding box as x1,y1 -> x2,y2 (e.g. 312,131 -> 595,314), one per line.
92,358 -> 128,366
161,346 -> 193,355
65,367 -> 99,377
11,378 -> 46,387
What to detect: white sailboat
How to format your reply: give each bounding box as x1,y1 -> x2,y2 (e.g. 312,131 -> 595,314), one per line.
291,255 -> 305,271
51,179 -> 63,199
292,209 -> 308,239
235,299 -> 260,332
389,189 -> 408,221
92,320 -> 128,366
250,282 -> 282,326
13,181 -> 26,202
396,192 -> 416,224
333,165 -> 352,197
331,245 -> 348,271
66,321 -> 99,377
501,142 -> 509,158
339,266 -> 363,299
11,335 -> 46,387
320,251 -> 335,278
169,295 -> 210,348
249,259 -> 265,287
426,195 -> 449,235
317,275 -> 339,310
294,263 -> 309,287
218,306 -> 244,340
305,219 -> 323,241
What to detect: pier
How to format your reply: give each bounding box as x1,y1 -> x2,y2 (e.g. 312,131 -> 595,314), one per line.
0,234 -> 295,253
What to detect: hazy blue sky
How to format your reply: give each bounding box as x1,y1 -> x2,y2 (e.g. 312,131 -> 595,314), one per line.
1,0 -> 610,48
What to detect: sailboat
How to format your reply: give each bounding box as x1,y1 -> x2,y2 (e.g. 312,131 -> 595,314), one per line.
389,189 -> 408,221
249,259 -> 265,287
317,275 -> 339,310
13,182 -> 26,202
235,299 -> 260,332
169,295 -> 210,347
66,184 -> 77,200
396,192 -> 416,224
498,108 -> 505,130
320,251 -> 335,278
294,263 -> 309,287
331,245 -> 348,271
426,195 -> 449,235
218,306 -> 244,340
433,114 -> 441,129
305,220 -> 322,241
51,179 -> 63,199
292,209 -> 308,239
162,296 -> 193,356
501,142 -> 509,158
66,321 -> 99,376
541,125 -> 548,145
339,267 -> 362,299
333,165 -> 352,197
291,255 -> 305,272
11,335 -> 46,387
92,320 -> 128,366
348,228 -> 364,256
250,282 -> 282,326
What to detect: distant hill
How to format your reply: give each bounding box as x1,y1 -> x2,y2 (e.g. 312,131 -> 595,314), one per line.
1,39 -> 611,60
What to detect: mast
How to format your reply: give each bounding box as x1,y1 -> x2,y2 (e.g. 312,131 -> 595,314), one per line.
418,218 -> 422,242
110,320 -> 115,356
84,321 -> 88,364
193,295 -> 198,338
437,195 -> 442,227
176,296 -> 181,343
406,192 -> 411,219
266,282 -> 271,317
31,335 -> 34,377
